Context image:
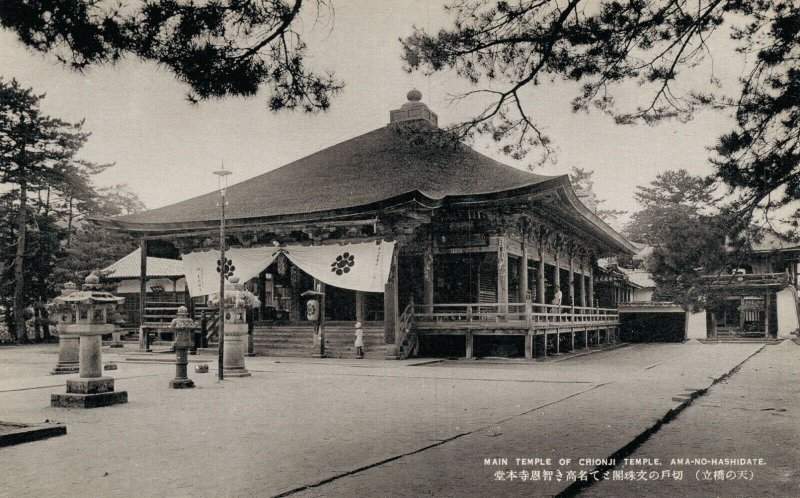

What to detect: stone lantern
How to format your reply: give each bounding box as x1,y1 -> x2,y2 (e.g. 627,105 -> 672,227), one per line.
208,277 -> 260,377
50,272 -> 128,408
168,306 -> 196,389
49,282 -> 79,375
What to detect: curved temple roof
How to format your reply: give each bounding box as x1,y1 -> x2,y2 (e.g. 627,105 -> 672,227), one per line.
97,122 -> 635,255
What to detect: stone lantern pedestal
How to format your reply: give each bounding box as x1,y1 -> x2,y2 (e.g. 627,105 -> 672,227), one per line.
209,277 -> 259,378
51,273 -> 128,409
222,302 -> 251,377
169,306 -> 195,389
50,282 -> 79,375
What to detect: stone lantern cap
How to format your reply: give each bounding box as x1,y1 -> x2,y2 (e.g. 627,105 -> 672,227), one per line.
48,282 -> 80,314
207,277 -> 261,309
61,281 -> 78,296
52,273 -> 124,306
53,292 -> 125,306
170,306 -> 197,330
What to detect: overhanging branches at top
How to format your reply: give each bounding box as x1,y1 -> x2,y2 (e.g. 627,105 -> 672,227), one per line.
0,0 -> 343,110
401,0 -> 800,219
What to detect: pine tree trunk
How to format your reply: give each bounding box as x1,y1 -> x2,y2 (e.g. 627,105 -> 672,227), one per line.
66,196 -> 73,248
13,179 -> 29,342
33,304 -> 42,341
40,302 -> 51,341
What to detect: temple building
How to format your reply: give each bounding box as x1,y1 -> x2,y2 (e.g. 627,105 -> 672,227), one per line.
702,231 -> 800,340
96,91 -> 637,359
102,248 -> 186,331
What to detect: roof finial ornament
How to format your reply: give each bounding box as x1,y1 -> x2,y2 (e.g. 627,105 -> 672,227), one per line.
407,89 -> 422,102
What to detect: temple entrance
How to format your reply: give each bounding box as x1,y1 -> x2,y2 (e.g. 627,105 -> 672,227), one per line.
435,253 -> 486,304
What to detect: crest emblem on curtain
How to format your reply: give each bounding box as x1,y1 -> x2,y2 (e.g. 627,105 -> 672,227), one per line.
331,252 -> 355,275
217,257 -> 235,279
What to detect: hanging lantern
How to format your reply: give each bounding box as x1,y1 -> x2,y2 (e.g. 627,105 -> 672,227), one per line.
277,253 -> 288,276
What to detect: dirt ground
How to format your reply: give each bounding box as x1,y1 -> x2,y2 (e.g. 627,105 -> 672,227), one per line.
583,339 -> 800,498
0,341 -> 796,497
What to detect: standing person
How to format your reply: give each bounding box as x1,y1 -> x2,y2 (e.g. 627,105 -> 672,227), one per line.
354,321 -> 364,359
551,289 -> 563,314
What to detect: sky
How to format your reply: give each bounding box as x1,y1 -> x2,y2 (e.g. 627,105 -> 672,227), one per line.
0,1 -> 748,229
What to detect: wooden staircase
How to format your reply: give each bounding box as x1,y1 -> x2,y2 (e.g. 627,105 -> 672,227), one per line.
395,303 -> 417,359
252,322 -> 387,358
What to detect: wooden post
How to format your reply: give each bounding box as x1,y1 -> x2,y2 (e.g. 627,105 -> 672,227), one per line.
289,266 -> 301,322
519,242 -> 529,302
423,240 -> 434,314
138,239 -> 149,351
556,330 -> 560,354
355,291 -> 365,322
568,254 -> 575,313
588,265 -> 594,308
537,255 -> 546,305
465,331 -> 474,359
384,249 -> 399,349
258,270 -> 267,319
497,237 -> 508,317
313,278 -> 326,358
584,329 -> 588,348
764,291 -> 770,338
553,251 -> 561,298
543,331 -> 548,357
571,330 -> 575,351
525,334 -> 533,360
580,263 -> 587,308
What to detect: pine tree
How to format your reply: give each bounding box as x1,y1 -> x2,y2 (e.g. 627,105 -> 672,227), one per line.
0,79 -> 91,341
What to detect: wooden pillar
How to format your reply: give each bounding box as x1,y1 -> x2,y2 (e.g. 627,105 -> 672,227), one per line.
524,334 -> 533,360
764,291 -> 770,338
553,251 -> 561,298
423,240 -> 434,313
519,242 -> 529,302
556,330 -> 560,354
588,266 -> 595,308
258,271 -> 267,319
355,291 -> 365,322
138,239 -> 148,351
584,329 -> 588,348
497,237 -> 508,315
579,263 -> 587,308
289,265 -> 301,322
568,254 -> 575,310
384,249 -> 399,347
571,330 -> 575,351
465,331 -> 474,359
537,254 -> 546,305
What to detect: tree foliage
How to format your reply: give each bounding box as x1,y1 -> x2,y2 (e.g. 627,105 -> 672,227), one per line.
402,0 -> 799,219
0,79 -> 144,342
0,0 -> 343,110
623,169 -> 734,306
569,166 -> 626,223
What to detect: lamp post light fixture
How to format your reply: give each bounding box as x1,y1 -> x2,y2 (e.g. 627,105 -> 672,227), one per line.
214,168 -> 232,381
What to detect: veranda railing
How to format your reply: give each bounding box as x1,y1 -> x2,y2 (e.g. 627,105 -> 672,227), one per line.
411,302 -> 618,325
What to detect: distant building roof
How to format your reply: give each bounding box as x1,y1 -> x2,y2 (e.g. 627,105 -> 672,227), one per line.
103,248 -> 184,279
619,268 -> 656,289
748,231 -> 800,252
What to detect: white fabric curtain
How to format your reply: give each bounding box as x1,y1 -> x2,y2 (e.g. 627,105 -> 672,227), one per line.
182,247 -> 280,297
283,240 -> 396,293
182,240 -> 396,297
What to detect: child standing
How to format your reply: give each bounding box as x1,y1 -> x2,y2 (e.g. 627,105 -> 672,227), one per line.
354,321 -> 364,359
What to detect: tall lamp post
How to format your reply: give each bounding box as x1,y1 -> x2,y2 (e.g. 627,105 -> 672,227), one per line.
214,167 -> 232,380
